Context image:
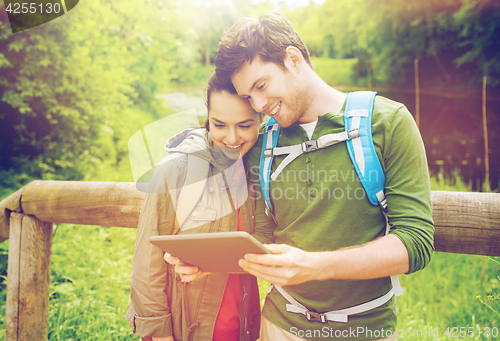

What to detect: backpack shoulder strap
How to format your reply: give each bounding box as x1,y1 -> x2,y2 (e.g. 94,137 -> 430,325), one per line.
259,118 -> 281,214
173,154 -> 210,234
345,91 -> 401,296
344,91 -> 387,210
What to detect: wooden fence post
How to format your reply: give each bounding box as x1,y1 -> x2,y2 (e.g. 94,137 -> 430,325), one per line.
6,213 -> 21,341
6,213 -> 53,341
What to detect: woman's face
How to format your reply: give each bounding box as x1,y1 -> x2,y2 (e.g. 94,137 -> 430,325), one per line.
208,91 -> 261,160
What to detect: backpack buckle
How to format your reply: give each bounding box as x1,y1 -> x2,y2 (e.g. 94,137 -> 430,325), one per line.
301,140 -> 318,153
267,124 -> 278,132
264,148 -> 273,157
306,310 -> 328,323
347,129 -> 360,140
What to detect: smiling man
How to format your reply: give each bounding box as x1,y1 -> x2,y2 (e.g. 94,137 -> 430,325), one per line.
215,11 -> 434,341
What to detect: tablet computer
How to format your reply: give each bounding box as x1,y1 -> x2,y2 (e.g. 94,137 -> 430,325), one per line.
149,231 -> 271,273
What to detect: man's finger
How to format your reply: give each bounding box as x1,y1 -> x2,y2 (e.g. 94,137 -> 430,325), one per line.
264,243 -> 294,254
240,264 -> 290,286
243,251 -> 292,267
239,259 -> 277,276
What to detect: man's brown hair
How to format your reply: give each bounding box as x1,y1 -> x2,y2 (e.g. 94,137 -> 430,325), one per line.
215,11 -> 311,84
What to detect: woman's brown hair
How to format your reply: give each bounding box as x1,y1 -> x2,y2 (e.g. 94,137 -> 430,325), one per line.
204,71 -> 237,130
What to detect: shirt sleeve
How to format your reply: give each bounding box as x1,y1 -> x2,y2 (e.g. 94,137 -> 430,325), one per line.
245,136 -> 277,245
381,104 -> 435,274
126,157 -> 184,337
251,183 -> 277,245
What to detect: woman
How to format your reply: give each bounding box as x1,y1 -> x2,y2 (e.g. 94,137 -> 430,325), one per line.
126,72 -> 267,341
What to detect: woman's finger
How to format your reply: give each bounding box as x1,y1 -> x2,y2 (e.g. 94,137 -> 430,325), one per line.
175,264 -> 199,275
179,271 -> 211,283
164,253 -> 181,265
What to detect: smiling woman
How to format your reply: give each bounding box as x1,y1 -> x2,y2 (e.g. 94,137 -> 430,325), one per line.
127,72 -> 268,341
208,92 -> 261,160
204,71 -> 262,160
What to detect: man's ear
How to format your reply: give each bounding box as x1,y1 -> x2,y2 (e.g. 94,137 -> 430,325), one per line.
284,46 -> 303,74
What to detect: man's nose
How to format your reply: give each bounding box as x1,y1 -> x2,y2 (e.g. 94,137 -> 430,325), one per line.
250,93 -> 268,113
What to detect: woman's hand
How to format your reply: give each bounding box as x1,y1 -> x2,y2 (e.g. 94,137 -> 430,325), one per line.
164,253 -> 210,282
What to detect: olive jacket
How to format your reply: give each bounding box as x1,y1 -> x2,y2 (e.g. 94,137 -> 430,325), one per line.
126,128 -> 265,341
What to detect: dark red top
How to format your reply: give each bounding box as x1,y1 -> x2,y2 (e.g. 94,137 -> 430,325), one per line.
212,208 -> 243,341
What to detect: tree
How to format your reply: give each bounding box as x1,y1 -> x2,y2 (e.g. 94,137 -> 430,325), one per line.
313,0 -> 500,86
0,0 -> 180,186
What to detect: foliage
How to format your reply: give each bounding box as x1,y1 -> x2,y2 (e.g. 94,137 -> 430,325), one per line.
0,0 -> 277,188
311,57 -> 357,86
453,0 -> 500,85
0,0 -> 177,186
1,0 -> 499,190
299,0 -> 500,87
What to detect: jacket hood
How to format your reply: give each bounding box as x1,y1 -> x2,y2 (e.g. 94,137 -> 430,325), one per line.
164,127 -> 235,170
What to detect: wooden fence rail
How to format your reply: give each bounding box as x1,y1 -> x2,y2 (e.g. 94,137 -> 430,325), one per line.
0,180 -> 499,340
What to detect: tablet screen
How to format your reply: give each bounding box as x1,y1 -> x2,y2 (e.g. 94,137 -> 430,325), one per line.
149,231 -> 270,273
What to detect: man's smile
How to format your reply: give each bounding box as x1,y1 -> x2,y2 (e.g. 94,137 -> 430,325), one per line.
268,101 -> 281,117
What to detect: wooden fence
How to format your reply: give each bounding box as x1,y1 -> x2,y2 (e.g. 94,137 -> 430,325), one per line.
0,180 -> 499,340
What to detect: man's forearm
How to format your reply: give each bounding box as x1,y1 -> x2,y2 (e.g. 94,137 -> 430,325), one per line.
240,234 -> 409,286
311,234 -> 409,281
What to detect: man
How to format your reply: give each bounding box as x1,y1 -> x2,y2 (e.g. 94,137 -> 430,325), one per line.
215,11 -> 434,341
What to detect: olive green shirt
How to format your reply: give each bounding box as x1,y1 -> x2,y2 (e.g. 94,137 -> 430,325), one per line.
249,95 -> 434,340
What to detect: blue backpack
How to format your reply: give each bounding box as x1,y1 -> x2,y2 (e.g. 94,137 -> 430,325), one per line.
259,91 -> 402,324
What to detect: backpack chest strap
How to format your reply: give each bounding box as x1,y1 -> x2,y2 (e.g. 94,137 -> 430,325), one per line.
266,129 -> 360,181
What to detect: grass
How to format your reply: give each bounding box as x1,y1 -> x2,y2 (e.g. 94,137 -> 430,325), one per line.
48,225 -> 137,341
429,169 -> 473,192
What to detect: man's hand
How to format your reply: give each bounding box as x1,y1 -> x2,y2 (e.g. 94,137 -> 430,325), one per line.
164,253 -> 210,282
238,244 -> 319,286
238,235 -> 410,285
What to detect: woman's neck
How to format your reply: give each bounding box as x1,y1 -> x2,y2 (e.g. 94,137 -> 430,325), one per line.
227,157 -> 245,179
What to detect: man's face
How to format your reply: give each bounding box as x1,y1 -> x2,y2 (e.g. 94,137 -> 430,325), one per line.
231,56 -> 311,128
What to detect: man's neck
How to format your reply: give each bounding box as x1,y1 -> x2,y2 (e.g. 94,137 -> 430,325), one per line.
297,74 -> 347,124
